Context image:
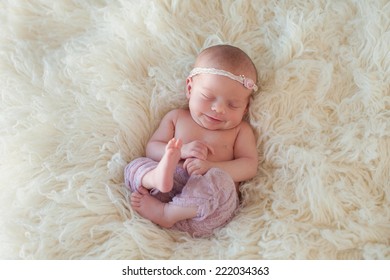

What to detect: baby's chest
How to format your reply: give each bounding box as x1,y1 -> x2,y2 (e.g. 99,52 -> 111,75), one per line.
175,125 -> 237,161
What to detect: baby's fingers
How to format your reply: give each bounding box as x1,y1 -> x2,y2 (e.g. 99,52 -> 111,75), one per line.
183,158 -> 192,171
183,158 -> 196,175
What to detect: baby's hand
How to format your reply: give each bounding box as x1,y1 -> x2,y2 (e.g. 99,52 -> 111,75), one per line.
183,158 -> 210,176
181,140 -> 213,160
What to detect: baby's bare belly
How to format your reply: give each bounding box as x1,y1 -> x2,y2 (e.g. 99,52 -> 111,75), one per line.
206,146 -> 234,162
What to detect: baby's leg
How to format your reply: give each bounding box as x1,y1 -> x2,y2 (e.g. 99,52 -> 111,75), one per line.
131,186 -> 197,228
142,138 -> 182,193
172,168 -> 239,237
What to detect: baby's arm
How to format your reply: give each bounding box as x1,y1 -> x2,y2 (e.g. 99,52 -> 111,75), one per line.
214,122 -> 258,182
145,109 -> 178,161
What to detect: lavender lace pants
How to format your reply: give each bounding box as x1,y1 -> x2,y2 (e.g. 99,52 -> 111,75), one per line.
124,157 -> 239,237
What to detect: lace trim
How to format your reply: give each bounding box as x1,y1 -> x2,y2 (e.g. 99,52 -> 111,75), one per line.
188,67 -> 258,92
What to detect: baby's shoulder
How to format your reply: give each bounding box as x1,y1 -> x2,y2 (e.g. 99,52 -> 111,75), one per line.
168,108 -> 191,120
236,120 -> 255,136
162,108 -> 191,126
163,108 -> 187,119
166,108 -> 189,116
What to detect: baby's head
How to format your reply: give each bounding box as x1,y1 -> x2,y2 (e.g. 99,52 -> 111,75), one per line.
186,45 -> 258,130
191,45 -> 258,92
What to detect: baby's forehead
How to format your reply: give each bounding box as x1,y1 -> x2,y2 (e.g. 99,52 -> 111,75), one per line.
196,76 -> 252,100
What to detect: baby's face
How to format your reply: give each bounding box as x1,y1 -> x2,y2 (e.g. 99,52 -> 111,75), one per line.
186,73 -> 251,131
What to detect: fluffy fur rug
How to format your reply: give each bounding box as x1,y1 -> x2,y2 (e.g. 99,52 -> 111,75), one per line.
1,0 -> 389,259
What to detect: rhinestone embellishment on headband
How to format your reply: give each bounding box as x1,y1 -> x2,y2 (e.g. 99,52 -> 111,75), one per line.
188,67 -> 258,92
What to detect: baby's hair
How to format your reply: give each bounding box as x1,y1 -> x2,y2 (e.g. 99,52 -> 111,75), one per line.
195,45 -> 258,84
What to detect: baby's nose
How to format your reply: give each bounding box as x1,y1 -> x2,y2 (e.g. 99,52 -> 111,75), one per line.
211,100 -> 225,114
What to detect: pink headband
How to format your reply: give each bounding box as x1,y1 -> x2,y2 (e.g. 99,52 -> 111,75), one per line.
188,67 -> 258,92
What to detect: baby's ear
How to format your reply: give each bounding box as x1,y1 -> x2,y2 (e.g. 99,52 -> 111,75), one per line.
185,77 -> 192,99
244,106 -> 248,114
244,98 -> 251,114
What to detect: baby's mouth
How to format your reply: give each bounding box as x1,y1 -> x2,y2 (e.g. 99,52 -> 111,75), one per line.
205,114 -> 223,123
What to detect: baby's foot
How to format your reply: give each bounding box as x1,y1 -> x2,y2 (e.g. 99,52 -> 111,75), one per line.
143,138 -> 182,193
130,187 -> 175,228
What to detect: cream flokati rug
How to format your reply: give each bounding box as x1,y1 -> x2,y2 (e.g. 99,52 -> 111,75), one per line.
1,0 -> 389,259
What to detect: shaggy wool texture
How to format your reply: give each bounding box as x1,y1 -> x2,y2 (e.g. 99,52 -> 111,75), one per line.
1,0 -> 389,259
